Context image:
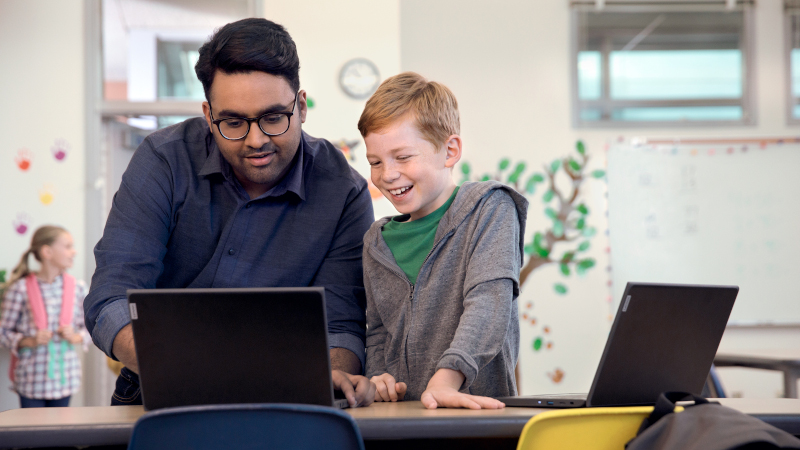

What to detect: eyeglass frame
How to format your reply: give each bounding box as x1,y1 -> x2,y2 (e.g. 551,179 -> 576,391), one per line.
209,90 -> 299,141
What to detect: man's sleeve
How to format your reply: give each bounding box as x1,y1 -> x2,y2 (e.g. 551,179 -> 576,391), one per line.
84,139 -> 174,358
435,191 -> 522,389
311,176 -> 374,372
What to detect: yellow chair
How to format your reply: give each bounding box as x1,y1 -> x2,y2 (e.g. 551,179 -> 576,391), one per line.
516,406 -> 683,450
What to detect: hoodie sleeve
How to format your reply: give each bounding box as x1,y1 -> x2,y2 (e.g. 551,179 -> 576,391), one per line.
435,190 -> 522,390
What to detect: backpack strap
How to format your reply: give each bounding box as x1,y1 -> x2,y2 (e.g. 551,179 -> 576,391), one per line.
636,392 -> 712,435
25,274 -> 48,330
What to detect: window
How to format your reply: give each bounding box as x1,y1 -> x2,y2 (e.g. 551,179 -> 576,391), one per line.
571,1 -> 754,127
786,0 -> 800,123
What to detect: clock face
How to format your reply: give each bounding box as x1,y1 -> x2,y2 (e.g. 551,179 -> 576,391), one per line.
339,58 -> 380,99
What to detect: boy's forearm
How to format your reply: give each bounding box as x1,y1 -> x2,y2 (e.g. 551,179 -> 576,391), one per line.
427,368 -> 465,390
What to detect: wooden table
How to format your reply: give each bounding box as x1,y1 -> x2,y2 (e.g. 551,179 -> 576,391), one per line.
1,399 -> 800,449
715,350 -> 800,398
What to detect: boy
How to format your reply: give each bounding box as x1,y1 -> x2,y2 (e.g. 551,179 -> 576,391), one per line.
358,72 -> 528,409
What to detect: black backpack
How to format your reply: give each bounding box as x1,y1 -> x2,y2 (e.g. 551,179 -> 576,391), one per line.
626,392 -> 800,450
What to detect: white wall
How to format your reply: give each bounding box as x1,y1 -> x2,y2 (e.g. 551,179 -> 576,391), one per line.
0,0 -> 87,411
400,0 -> 798,397
263,0 -> 402,219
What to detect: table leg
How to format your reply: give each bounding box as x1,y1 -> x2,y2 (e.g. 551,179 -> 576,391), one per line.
784,371 -> 799,399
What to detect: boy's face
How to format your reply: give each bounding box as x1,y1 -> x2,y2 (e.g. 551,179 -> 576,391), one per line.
365,115 -> 461,221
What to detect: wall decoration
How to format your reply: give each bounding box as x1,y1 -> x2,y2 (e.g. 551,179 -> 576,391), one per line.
332,139 -> 360,162
367,179 -> 383,200
39,184 -> 55,205
461,140 -> 607,385
51,138 -> 70,161
14,148 -> 33,171
13,213 -> 31,235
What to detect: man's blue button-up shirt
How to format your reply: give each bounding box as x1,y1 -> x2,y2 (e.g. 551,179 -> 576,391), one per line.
84,117 -> 374,369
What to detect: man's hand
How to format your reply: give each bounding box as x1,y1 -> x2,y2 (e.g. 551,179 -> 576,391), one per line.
330,347 -> 375,407
420,368 -> 505,410
332,370 -> 376,407
111,323 -> 138,373
370,373 -> 407,402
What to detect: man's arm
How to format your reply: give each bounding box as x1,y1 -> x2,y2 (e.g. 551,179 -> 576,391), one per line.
330,347 -> 376,407
84,138 -> 174,363
310,172 -> 375,371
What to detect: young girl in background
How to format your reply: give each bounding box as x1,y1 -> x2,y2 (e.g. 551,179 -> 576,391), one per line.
0,225 -> 88,408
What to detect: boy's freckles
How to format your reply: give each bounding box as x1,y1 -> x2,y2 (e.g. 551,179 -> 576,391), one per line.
364,116 -> 457,221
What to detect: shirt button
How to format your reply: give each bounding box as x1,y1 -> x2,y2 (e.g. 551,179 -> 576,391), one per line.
229,249 -> 235,255
245,204 -> 251,209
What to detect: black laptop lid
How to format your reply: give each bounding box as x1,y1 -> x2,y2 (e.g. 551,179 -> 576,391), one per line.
585,282 -> 738,407
127,287 -> 337,410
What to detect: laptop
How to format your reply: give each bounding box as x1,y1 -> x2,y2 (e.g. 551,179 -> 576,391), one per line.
127,287 -> 350,410
497,282 -> 738,408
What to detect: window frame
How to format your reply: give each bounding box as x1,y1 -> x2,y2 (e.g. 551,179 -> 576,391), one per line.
570,1 -> 756,128
785,1 -> 800,125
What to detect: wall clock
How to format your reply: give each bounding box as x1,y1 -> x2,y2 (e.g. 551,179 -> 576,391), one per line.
339,58 -> 380,99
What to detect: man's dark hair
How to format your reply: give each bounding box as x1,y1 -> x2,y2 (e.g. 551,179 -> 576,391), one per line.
195,18 -> 300,101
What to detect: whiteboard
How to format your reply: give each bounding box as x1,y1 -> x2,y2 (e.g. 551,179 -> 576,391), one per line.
607,141 -> 800,325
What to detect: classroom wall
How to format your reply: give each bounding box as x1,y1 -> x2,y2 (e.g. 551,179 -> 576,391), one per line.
0,0 -> 88,411
400,0 -> 800,398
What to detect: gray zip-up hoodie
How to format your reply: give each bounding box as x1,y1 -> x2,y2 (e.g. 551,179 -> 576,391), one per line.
364,181 -> 528,400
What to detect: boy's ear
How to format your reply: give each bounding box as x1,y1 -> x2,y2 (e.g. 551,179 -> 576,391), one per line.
443,135 -> 462,169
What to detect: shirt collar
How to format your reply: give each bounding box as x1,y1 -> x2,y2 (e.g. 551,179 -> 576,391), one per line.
197,131 -> 307,201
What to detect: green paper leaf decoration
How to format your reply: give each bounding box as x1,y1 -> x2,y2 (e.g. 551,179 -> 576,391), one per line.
592,169 -> 606,179
576,258 -> 596,276
307,97 -> 316,108
554,283 -> 568,294
576,218 -> 585,230
578,241 -> 591,252
499,158 -> 510,171
560,263 -> 570,276
461,162 -> 471,175
576,203 -> 589,215
576,140 -> 586,155
582,227 -> 597,237
560,252 -> 575,263
481,174 -> 491,181
525,180 -> 536,194
545,208 -> 558,220
531,173 -> 545,183
568,159 -> 581,172
533,337 -> 543,351
0,269 -> 5,283
533,232 -> 543,246
550,160 -> 561,174
553,220 -> 564,237
508,172 -> 520,183
543,190 -> 554,202
524,243 -> 534,255
514,162 -> 527,174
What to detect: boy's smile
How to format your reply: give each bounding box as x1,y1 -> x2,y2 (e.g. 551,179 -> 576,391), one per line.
365,115 -> 461,221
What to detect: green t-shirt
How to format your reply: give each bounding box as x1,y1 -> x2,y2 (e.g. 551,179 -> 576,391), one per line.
381,187 -> 459,285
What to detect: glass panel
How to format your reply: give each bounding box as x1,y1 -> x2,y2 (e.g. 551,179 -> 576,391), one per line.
610,106 -> 742,122
610,50 -> 742,100
157,41 -> 205,100
578,51 -> 602,100
157,116 -> 201,129
102,0 -> 252,101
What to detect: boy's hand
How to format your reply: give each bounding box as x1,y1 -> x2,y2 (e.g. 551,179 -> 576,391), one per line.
332,370 -> 376,408
59,326 -> 83,345
420,368 -> 505,410
370,373 -> 407,402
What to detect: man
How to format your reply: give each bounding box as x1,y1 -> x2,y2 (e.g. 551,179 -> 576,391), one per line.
84,18 -> 376,407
